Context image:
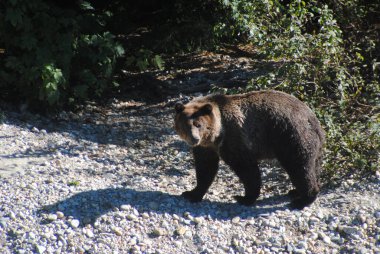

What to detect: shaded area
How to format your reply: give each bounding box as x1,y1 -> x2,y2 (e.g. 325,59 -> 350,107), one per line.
37,187 -> 291,227
117,46 -> 278,102
2,105 -> 175,147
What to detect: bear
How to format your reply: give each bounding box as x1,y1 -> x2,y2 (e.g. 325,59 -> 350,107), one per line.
174,90 -> 325,209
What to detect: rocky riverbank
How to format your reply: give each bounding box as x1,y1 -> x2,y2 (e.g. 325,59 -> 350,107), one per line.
0,98 -> 379,254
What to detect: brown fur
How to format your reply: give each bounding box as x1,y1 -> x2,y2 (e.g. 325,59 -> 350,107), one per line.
174,90 -> 325,209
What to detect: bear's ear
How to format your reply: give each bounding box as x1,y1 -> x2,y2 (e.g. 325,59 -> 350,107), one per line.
199,103 -> 213,115
175,103 -> 185,113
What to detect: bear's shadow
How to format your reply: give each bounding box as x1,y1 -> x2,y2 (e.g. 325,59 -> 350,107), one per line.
37,187 -> 291,227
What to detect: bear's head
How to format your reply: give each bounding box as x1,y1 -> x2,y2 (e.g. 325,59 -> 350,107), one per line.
174,101 -> 222,147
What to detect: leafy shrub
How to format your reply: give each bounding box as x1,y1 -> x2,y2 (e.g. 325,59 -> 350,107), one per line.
125,49 -> 165,72
219,0 -> 380,178
320,105 -> 380,180
0,0 -> 124,109
71,32 -> 124,100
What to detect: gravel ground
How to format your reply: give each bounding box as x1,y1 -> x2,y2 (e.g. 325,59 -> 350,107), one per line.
0,97 -> 379,254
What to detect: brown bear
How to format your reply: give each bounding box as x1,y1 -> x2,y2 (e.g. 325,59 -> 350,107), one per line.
174,90 -> 325,209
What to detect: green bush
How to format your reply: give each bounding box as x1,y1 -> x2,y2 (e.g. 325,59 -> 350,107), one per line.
219,0 -> 379,178
0,0 -> 124,109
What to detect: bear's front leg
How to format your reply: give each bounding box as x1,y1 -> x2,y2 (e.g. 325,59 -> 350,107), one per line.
181,146 -> 219,203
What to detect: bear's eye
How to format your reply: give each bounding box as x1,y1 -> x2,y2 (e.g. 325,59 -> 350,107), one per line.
193,121 -> 201,128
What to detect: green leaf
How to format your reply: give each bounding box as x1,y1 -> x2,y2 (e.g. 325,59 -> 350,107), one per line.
136,59 -> 149,71
46,82 -> 58,91
68,180 -> 80,186
115,45 -> 125,56
80,1 -> 94,10
153,55 -> 165,70
355,52 -> 364,62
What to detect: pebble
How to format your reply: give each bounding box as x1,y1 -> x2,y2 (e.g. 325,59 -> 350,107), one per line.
120,205 -> 130,211
331,236 -> 343,244
319,232 -> 331,244
232,217 -> 240,224
56,211 -> 64,219
357,214 -> 366,223
9,211 -> 16,220
112,227 -> 123,236
193,217 -> 202,225
151,228 -> 165,237
184,230 -> 192,238
340,226 -> 359,235
69,219 -> 80,228
309,217 -> 319,225
28,232 -> 36,239
128,237 -> 137,245
83,228 -> 94,238
293,248 -> 306,254
310,232 -> 319,240
175,227 -> 187,236
297,241 -> 308,249
316,211 -> 324,219
47,214 -> 57,221
36,245 -> 46,254
126,214 -> 138,221
357,247 -> 370,254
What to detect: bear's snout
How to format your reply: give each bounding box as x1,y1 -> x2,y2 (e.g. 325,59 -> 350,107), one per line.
188,136 -> 200,146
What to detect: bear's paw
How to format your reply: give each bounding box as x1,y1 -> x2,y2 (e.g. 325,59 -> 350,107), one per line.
181,190 -> 204,203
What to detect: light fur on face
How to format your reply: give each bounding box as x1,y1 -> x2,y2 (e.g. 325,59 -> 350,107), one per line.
174,101 -> 222,147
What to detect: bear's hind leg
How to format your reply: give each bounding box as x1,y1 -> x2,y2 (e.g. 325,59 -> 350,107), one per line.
291,194 -> 318,210
278,155 -> 320,210
287,189 -> 300,199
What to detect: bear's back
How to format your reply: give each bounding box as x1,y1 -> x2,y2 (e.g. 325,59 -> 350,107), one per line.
208,90 -> 325,160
